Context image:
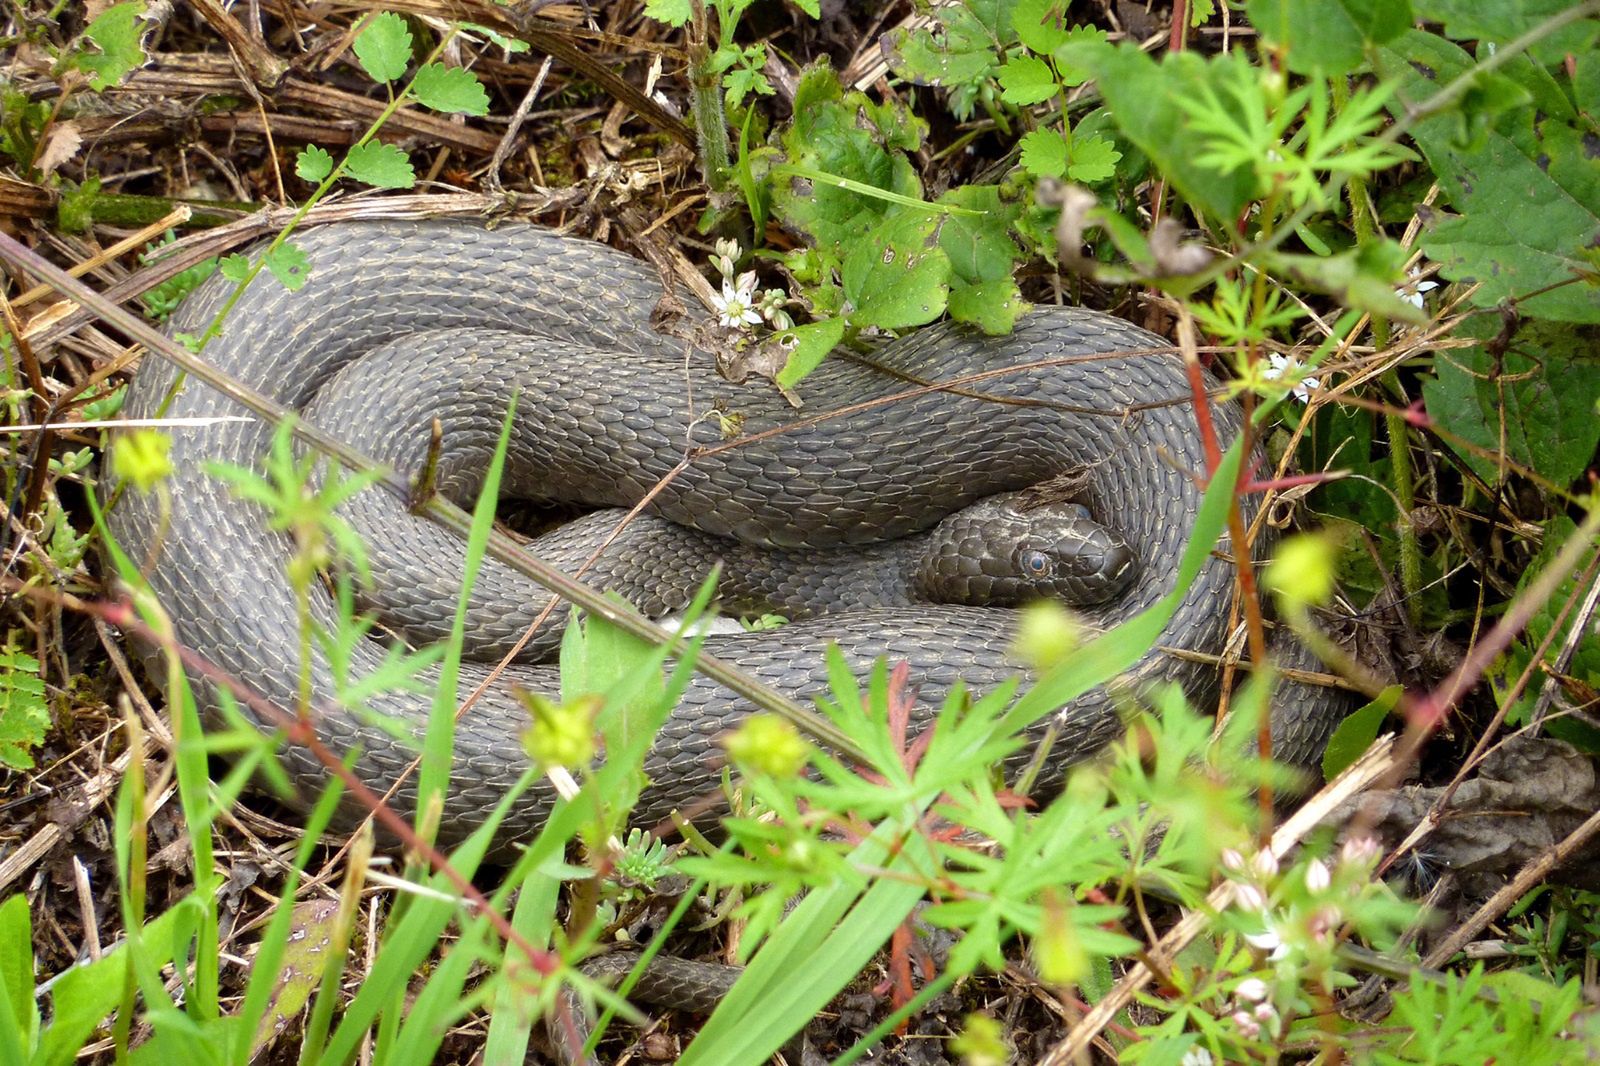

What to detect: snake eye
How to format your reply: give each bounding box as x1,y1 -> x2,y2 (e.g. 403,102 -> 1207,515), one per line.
1022,550 -> 1051,576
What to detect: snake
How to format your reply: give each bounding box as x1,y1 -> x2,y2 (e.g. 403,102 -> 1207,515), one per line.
108,219 -> 1343,853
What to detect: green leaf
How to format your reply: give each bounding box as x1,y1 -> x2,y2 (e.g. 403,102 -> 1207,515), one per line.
1410,0 -> 1600,64
884,4 -> 1008,119
0,895 -> 38,1057
770,65 -> 927,255
1421,317 -> 1600,487
1322,686 -> 1398,778
643,0 -> 692,26
775,316 -> 847,390
77,2 -> 146,90
218,253 -> 250,283
1066,133 -> 1121,182
1017,127 -> 1067,178
936,184 -> 1024,284
723,52 -> 775,108
263,242 -> 312,292
841,212 -> 950,330
0,648 -> 48,770
1061,43 -> 1259,224
353,11 -> 412,83
1011,0 -> 1070,53
1379,31 -> 1600,322
1246,0 -> 1412,74
997,54 -> 1058,105
790,0 -> 821,17
411,63 -> 490,116
949,278 -> 1027,334
294,145 -> 334,183
344,141 -> 415,189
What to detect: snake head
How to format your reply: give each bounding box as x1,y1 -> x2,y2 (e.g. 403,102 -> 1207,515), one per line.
916,495 -> 1138,608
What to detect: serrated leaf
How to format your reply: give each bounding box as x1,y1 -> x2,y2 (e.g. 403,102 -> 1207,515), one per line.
0,649 -> 48,770
1012,0 -> 1070,54
345,141 -> 415,189
937,184 -> 1023,284
1050,25 -> 1106,87
997,54 -> 1058,105
1018,127 -> 1068,178
949,278 -> 1027,334
411,63 -> 490,116
724,63 -> 774,107
1379,31 -> 1600,322
295,145 -> 334,183
353,11 -> 411,83
884,4 -> 1005,119
1247,0 -> 1412,74
644,0 -> 692,26
1421,317 -> 1600,487
77,2 -> 146,90
771,66 -> 926,255
775,316 -> 847,390
1066,133 -> 1120,182
842,213 -> 950,330
218,253 -> 251,283
264,242 -> 311,292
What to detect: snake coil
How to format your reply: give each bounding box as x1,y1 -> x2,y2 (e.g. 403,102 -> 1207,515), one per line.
110,220 -> 1339,849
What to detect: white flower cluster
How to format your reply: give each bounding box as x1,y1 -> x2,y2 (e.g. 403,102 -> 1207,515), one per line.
1212,836 -> 1384,1044
709,239 -> 794,332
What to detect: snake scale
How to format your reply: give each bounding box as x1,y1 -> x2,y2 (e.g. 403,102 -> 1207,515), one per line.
109,219 -> 1341,850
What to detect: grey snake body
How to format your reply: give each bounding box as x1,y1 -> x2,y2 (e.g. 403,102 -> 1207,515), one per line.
109,220 -> 1338,849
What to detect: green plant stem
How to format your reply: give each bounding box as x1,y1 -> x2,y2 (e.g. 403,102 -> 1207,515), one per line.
687,3 -> 730,191
766,164 -> 983,216
1334,74 -> 1422,627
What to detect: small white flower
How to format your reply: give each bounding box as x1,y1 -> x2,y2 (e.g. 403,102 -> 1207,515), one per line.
713,274 -> 761,330
1397,274 -> 1439,309
1304,858 -> 1332,893
1264,353 -> 1320,402
1180,1049 -> 1214,1066
1234,977 -> 1269,1003
1234,883 -> 1267,912
1231,1010 -> 1261,1039
1221,848 -> 1246,874
1254,1001 -> 1277,1023
1250,849 -> 1280,881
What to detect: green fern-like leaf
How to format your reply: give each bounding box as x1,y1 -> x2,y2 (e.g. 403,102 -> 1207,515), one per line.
0,649 -> 49,769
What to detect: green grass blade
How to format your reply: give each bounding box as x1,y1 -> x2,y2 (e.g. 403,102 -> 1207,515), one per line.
1,894 -> 37,1061
1001,439 -> 1245,733
416,394 -> 521,839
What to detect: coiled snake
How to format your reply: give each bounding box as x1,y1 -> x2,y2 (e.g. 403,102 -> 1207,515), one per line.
109,220 -> 1340,849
